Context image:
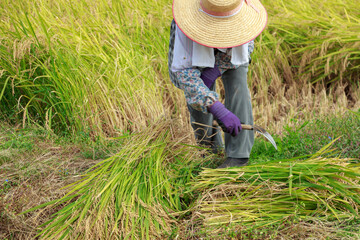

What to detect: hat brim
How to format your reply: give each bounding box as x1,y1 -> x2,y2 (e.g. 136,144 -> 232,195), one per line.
172,0 -> 268,48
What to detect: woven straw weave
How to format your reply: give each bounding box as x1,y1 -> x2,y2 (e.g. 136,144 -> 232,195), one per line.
173,0 -> 267,48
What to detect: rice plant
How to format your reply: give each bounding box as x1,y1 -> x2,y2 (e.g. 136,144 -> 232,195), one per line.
0,0 -> 180,135
1,0 -> 359,135
188,142 -> 360,237
260,0 -> 360,84
22,119 -> 200,239
248,0 -> 360,128
1,1 -> 359,239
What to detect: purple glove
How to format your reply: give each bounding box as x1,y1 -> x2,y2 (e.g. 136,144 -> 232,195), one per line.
200,66 -> 221,89
208,101 -> 242,137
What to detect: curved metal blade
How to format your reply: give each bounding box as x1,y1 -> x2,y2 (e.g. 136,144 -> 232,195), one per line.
212,120 -> 278,150
253,125 -> 278,150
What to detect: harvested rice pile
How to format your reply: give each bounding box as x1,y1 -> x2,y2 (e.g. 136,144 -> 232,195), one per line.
188,146 -> 360,236
22,119 -> 200,240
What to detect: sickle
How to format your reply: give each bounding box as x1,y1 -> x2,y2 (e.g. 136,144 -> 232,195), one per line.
242,124 -> 278,150
213,121 -> 278,150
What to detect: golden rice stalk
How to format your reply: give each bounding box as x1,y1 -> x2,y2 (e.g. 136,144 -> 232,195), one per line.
189,144 -> 360,235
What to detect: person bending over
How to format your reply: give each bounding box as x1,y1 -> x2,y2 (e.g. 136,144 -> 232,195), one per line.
168,0 -> 268,168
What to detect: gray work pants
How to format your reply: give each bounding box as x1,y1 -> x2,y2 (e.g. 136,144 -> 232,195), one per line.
188,65 -> 254,158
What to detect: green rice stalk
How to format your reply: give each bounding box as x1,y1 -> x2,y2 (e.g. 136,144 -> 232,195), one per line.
260,0 -> 360,84
0,0 -> 176,134
1,0 -> 359,135
21,119 -> 199,239
189,142 -> 360,235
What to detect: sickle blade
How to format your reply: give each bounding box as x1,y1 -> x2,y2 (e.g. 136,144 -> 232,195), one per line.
253,125 -> 278,150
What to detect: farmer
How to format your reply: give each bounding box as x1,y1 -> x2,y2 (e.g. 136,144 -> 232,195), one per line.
168,0 -> 267,168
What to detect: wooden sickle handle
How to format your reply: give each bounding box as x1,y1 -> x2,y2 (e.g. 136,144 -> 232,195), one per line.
241,124 -> 253,130
212,120 -> 253,131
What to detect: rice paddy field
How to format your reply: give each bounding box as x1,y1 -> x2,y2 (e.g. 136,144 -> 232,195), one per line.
0,0 -> 360,239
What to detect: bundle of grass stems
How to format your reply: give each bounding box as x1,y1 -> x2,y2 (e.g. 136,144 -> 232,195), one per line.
189,143 -> 360,236
258,0 -> 360,85
23,119 -> 199,240
1,0 -> 359,136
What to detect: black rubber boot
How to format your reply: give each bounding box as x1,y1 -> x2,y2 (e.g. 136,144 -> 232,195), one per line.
217,157 -> 249,168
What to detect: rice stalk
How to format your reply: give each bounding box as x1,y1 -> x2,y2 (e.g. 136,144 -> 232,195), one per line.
0,0 -> 183,135
21,119 -> 200,239
1,0 -> 359,135
248,0 -> 359,129
188,143 -> 360,236
263,0 -> 360,84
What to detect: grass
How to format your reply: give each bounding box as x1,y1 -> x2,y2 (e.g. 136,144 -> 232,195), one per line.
1,0 -> 359,239
0,0 -> 359,137
0,119 -> 204,239
251,110 -> 360,164
0,121 -> 131,239
180,110 -> 360,239
20,119 -> 201,240
1,111 -> 359,239
0,124 -> 96,239
1,0 -> 180,136
183,146 -> 360,239
261,0 -> 360,85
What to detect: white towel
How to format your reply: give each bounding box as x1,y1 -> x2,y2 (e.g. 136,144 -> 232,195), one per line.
171,25 -> 249,72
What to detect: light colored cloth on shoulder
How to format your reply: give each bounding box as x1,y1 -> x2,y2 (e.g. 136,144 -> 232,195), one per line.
171,24 -> 249,72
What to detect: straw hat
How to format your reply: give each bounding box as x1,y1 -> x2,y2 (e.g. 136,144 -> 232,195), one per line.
172,0 -> 268,48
